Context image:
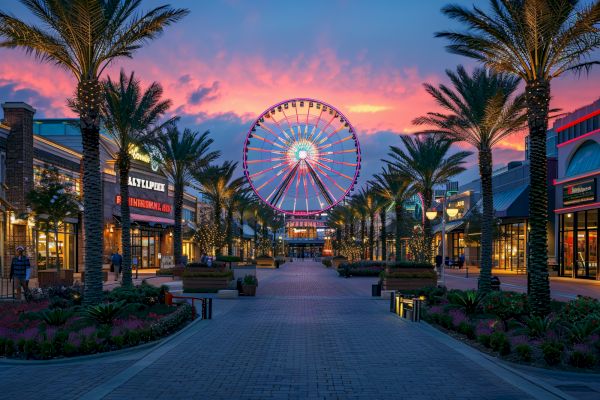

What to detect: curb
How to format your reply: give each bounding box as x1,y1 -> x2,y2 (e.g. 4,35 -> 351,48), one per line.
415,321 -> 576,400
0,316 -> 202,366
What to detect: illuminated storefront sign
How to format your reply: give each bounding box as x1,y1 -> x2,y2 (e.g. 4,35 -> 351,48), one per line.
128,176 -> 165,192
129,145 -> 160,172
116,195 -> 172,213
563,179 -> 596,206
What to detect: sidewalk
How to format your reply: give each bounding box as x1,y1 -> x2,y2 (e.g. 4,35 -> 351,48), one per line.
444,267 -> 600,300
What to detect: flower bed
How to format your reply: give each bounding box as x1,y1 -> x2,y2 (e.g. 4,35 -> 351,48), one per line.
0,283 -> 192,360
420,290 -> 600,371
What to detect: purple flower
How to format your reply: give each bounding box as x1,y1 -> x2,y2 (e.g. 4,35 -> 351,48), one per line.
449,309 -> 468,327
510,335 -> 529,346
18,327 -> 39,341
67,332 -> 81,348
80,326 -> 96,338
573,343 -> 591,353
476,320 -> 493,336
429,305 -> 444,314
45,327 -> 57,341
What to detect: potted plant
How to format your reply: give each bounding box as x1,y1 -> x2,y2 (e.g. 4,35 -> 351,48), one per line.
241,274 -> 258,296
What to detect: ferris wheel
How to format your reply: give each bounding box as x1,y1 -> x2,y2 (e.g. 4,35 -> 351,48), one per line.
243,98 -> 361,216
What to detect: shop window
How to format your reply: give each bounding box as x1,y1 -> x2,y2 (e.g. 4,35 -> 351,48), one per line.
35,222 -> 77,270
566,141 -> 600,177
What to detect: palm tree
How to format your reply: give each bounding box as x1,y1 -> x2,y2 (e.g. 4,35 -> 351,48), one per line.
195,161 -> 245,255
350,192 -> 368,259
152,125 -> 220,265
436,0 -> 600,315
360,187 -> 380,261
412,66 -> 527,293
371,166 -> 414,262
102,70 -> 171,287
235,191 -> 256,260
0,0 -> 188,303
386,135 -> 470,262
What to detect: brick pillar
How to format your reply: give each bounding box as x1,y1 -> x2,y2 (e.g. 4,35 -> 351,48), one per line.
2,102 -> 35,261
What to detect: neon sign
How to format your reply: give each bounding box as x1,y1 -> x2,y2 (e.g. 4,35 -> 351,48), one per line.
115,195 -> 172,213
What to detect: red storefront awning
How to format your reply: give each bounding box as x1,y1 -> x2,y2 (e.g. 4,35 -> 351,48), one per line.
130,213 -> 174,225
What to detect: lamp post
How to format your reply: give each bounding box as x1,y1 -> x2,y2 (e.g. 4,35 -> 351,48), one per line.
426,193 -> 458,287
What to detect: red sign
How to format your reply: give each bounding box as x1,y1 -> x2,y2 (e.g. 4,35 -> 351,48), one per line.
115,195 -> 172,213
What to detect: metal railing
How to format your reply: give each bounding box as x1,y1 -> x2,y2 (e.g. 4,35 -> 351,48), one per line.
390,292 -> 424,322
171,295 -> 213,320
0,278 -> 15,300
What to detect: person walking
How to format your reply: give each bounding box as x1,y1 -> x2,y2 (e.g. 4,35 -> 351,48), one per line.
10,246 -> 30,300
112,251 -> 123,282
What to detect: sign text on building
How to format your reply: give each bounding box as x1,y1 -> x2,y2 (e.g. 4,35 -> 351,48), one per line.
128,176 -> 165,192
115,195 -> 172,213
563,179 -> 596,206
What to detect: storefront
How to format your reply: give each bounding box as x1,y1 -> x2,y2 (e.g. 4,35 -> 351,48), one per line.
554,98 -> 600,280
493,221 -> 528,272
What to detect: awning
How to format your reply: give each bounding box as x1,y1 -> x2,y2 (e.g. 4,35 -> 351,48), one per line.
130,213 -> 174,225
434,220 -> 464,233
472,185 -> 528,218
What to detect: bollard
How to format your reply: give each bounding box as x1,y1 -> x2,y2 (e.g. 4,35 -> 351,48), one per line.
390,291 -> 396,313
208,298 -> 213,319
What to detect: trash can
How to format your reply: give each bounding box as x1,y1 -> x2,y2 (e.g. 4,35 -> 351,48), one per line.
372,283 -> 381,297
490,276 -> 501,291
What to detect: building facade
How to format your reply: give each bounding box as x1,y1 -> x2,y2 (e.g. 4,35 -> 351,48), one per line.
1,102 -> 206,277
554,98 -> 600,280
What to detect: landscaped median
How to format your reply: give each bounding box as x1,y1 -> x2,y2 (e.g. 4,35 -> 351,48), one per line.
182,269 -> 234,293
0,283 -> 193,360
399,286 -> 600,371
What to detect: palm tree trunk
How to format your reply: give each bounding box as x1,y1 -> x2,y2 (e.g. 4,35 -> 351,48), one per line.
422,189 -> 433,263
361,218 -> 366,259
118,159 -> 132,287
80,79 -> 104,304
369,213 -> 375,261
478,148 -> 493,294
227,207 -> 234,256
173,180 -> 184,265
395,204 -> 403,261
525,80 -> 551,316
380,208 -> 387,261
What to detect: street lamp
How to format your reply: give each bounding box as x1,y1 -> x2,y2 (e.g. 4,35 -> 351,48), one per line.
426,197 -> 459,288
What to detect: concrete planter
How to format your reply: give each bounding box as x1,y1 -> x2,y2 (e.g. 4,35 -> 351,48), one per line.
37,269 -> 74,287
382,267 -> 436,291
242,284 -> 257,296
256,257 -> 275,268
182,276 -> 231,292
331,257 -> 348,269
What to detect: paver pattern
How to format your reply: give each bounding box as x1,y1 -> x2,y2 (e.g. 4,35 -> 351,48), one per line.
1,261 -> 534,399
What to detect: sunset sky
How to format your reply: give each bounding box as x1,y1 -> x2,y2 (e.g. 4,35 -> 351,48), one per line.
1,0 -> 599,185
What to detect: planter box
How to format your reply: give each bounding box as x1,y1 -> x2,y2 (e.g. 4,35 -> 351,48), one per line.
183,276 -> 231,292
242,284 -> 257,296
382,277 -> 436,291
37,269 -> 74,287
256,258 -> 275,268
332,258 -> 348,269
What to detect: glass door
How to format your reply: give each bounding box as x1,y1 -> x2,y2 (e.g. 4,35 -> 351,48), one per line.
588,230 -> 597,279
563,230 -> 574,277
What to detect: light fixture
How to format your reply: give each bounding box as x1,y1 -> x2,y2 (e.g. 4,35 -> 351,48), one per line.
169,231 -> 173,237
567,213 -> 572,218
10,213 -> 15,223
109,225 -> 114,233
426,208 -> 438,221
446,207 -> 459,218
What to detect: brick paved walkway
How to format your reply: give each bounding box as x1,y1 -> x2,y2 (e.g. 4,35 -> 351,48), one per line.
1,261 -> 558,399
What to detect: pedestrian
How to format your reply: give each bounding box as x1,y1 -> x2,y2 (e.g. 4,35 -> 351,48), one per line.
112,250 -> 123,281
200,252 -> 208,264
459,253 -> 465,269
435,254 -> 442,270
10,245 -> 30,300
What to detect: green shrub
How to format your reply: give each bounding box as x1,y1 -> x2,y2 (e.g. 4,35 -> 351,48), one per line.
322,259 -> 332,267
382,271 -> 438,279
457,322 -> 476,339
107,282 -> 161,306
38,308 -> 73,326
520,315 -> 557,339
448,290 -> 486,315
541,341 -> 564,366
568,345 -> 596,368
149,304 -> 192,337
243,274 -> 258,286
185,262 -> 210,268
560,296 -> 600,324
515,344 -> 532,362
84,300 -> 127,325
387,261 -> 434,269
482,291 -> 528,329
489,332 -> 511,355
215,255 -> 241,262
563,316 -> 600,344
156,269 -> 174,276
182,270 -> 233,278
478,334 -> 491,348
437,313 -> 453,329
